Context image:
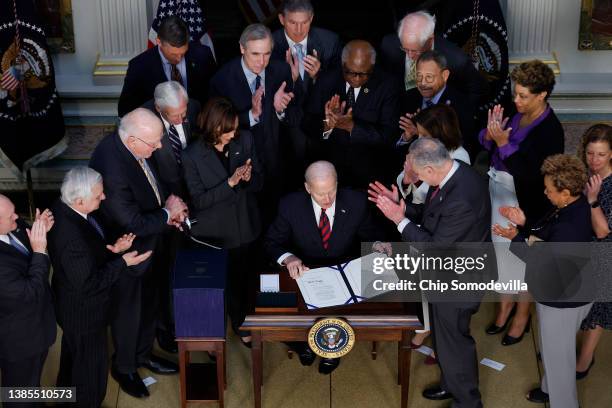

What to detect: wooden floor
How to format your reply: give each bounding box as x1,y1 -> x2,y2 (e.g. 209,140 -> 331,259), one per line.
37,301 -> 612,408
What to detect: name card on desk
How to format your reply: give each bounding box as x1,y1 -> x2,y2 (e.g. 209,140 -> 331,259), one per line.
260,274 -> 280,292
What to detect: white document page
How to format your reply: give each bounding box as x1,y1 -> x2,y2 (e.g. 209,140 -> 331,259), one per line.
296,266 -> 353,309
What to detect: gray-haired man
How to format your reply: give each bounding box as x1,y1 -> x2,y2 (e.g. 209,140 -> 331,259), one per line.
48,167 -> 151,406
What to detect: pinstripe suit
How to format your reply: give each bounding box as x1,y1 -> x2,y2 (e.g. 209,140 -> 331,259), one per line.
48,201 -> 127,407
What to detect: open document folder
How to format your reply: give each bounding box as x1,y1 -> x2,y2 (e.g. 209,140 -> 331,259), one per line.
296,253 -> 399,309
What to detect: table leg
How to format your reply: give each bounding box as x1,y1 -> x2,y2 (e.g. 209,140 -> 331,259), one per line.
223,341 -> 227,389
217,343 -> 225,408
252,330 -> 263,408
399,331 -> 411,408
178,342 -> 187,408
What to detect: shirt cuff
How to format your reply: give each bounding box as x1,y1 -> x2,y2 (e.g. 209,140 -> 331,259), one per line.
397,218 -> 410,233
277,252 -> 293,265
249,110 -> 260,127
276,111 -> 286,121
162,208 -> 170,223
498,143 -> 519,159
322,129 -> 332,140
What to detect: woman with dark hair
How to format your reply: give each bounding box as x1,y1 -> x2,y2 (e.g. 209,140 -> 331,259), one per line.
576,124 -> 612,379
494,154 -> 592,407
182,97 -> 263,345
480,60 -> 564,345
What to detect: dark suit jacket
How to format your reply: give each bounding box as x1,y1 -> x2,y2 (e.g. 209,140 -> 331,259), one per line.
304,68 -> 400,189
401,161 -> 491,244
143,98 -> 201,198
182,131 -> 264,248
379,34 -> 487,106
89,133 -> 169,276
400,84 -> 476,155
271,26 -> 342,93
210,57 -> 301,186
500,109 -> 565,228
118,42 -> 216,117
264,189 -> 381,266
48,201 -> 126,333
511,196 -> 593,308
0,219 -> 56,361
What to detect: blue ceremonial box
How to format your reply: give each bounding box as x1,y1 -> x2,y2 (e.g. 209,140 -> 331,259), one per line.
173,248 -> 228,338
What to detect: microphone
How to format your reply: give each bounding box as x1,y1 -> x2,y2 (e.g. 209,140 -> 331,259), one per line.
180,218 -> 222,250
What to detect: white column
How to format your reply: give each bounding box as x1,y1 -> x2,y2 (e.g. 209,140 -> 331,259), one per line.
93,0 -> 150,82
506,0 -> 560,73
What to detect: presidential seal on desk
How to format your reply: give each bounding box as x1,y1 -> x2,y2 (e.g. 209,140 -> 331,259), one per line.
308,318 -> 355,358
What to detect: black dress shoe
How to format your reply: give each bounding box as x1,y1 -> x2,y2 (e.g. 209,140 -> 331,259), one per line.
318,358 -> 340,374
297,347 -> 316,366
485,304 -> 517,335
576,358 -> 595,380
111,367 -> 149,398
139,354 -> 179,375
525,387 -> 549,403
422,385 -> 453,400
156,330 -> 178,353
502,315 -> 531,346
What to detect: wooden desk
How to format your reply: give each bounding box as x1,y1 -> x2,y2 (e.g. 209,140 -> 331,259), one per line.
241,272 -> 422,408
177,337 -> 226,408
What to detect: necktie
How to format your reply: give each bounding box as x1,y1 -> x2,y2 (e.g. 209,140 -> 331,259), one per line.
425,99 -> 434,108
137,158 -> 162,205
319,208 -> 331,250
87,215 -> 105,239
254,75 -> 262,94
347,87 -> 356,109
427,186 -> 440,204
294,43 -> 305,79
171,64 -> 183,86
9,233 -> 29,256
405,58 -> 416,90
168,124 -> 183,165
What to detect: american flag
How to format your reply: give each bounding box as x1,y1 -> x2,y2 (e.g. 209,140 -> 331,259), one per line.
148,0 -> 215,60
1,67 -> 19,91
238,0 -> 282,23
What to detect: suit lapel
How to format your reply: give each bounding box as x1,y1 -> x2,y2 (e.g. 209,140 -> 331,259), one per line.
60,202 -> 105,244
200,141 -> 229,180
114,134 -> 164,203
328,194 -> 348,250
303,194 -> 324,249
153,46 -> 169,83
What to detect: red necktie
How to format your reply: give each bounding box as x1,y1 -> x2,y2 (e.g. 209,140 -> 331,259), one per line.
428,186 -> 440,204
319,208 -> 331,250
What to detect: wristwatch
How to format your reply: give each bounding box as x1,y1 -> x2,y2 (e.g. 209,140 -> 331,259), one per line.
590,200 -> 600,209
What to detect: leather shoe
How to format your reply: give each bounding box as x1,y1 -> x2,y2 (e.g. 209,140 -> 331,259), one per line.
318,358 -> 340,374
297,347 -> 316,366
486,304 -> 517,335
156,330 -> 178,353
502,315 -> 531,346
139,354 -> 178,375
111,367 -> 149,398
576,358 -> 595,380
422,385 -> 453,400
525,387 -> 549,403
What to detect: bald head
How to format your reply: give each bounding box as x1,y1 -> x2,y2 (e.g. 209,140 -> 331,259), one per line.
342,40 -> 376,88
304,161 -> 338,209
119,108 -> 164,159
0,194 -> 18,235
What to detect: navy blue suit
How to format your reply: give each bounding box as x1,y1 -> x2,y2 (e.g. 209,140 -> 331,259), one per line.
118,42 -> 216,117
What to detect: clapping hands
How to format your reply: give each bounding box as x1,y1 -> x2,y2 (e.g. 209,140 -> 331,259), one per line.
106,233 -> 135,253
486,104 -> 511,146
492,206 -> 526,240
324,94 -> 353,132
228,159 -> 253,187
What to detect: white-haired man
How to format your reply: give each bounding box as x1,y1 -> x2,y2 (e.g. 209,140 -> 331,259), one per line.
48,167 -> 151,407
143,80 -> 201,198
0,195 -> 55,403
380,11 -> 486,106
90,108 -> 188,398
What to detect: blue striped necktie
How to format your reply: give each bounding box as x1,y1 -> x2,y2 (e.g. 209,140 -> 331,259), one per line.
87,215 -> 105,239
9,233 -> 30,256
168,124 -> 183,165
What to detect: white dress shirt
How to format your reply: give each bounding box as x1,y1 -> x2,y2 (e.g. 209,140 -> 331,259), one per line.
161,116 -> 187,148
285,33 -> 308,79
277,199 -> 337,265
158,47 -> 187,89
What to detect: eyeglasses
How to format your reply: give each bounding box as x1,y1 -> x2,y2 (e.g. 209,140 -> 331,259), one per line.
416,74 -> 437,84
131,135 -> 160,149
343,69 -> 373,78
399,46 -> 424,56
